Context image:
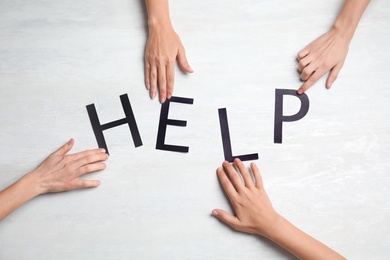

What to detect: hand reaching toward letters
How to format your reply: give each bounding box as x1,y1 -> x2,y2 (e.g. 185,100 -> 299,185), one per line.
212,158 -> 345,259
144,0 -> 193,104
297,28 -> 349,94
0,139 -> 108,221
32,138 -> 108,193
297,0 -> 370,94
212,159 -> 279,237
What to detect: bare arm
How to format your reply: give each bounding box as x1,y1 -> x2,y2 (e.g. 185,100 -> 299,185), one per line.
0,139 -> 108,221
212,159 -> 345,259
144,0 -> 193,103
297,0 -> 371,94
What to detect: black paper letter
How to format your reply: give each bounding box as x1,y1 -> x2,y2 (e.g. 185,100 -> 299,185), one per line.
218,108 -> 259,162
274,89 -> 309,143
156,96 -> 194,153
86,94 -> 142,154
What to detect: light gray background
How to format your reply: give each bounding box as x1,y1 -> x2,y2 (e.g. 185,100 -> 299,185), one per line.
0,0 -> 389,259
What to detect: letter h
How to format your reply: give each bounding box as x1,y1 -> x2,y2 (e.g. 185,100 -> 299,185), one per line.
86,94 -> 142,155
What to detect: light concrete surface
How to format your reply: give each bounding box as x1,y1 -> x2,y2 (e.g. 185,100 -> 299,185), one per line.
0,0 -> 389,259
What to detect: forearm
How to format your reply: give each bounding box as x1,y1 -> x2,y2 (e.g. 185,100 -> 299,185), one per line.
268,215 -> 345,260
332,0 -> 371,40
144,0 -> 172,29
0,173 -> 41,221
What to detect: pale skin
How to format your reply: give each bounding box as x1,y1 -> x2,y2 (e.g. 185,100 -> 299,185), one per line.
144,0 -> 370,97
144,0 -> 193,104
212,158 -> 346,259
0,139 -> 108,221
297,0 -> 371,94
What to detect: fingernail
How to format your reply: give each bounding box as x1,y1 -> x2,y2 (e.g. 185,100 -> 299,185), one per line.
150,92 -> 156,99
146,83 -> 150,90
99,148 -> 106,153
297,89 -> 303,95
327,82 -> 333,89
160,96 -> 166,104
212,210 -> 218,216
167,93 -> 172,100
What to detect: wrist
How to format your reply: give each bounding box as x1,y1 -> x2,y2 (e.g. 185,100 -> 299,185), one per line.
147,16 -> 173,31
331,21 -> 355,41
22,171 -> 46,197
258,212 -> 285,239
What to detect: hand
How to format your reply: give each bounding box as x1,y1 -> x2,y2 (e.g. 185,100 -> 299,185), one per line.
0,139 -> 108,221
145,24 -> 193,103
297,27 -> 350,94
212,159 -> 280,237
31,138 -> 108,194
212,159 -> 346,259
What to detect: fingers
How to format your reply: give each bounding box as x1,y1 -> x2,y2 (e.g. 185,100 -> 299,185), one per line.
234,158 -> 254,188
211,209 -> 241,230
217,166 -> 238,200
222,161 -> 244,192
53,138 -> 74,156
144,61 -> 151,91
166,62 -> 175,100
157,63 -> 167,103
147,59 -> 175,103
298,66 -> 328,94
326,62 -> 343,89
74,179 -> 101,189
76,162 -> 107,176
297,47 -> 310,61
250,162 -> 263,189
69,147 -> 106,162
73,152 -> 109,175
149,64 -> 158,100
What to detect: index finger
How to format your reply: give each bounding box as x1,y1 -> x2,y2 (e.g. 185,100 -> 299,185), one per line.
68,147 -> 106,162
298,66 -> 328,94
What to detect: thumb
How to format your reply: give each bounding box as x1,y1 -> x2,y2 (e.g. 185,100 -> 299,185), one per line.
212,209 -> 241,230
53,138 -> 74,156
177,47 -> 193,73
326,62 -> 343,89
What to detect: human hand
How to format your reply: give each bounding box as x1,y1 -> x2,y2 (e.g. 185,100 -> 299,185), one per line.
31,138 -> 108,194
212,159 -> 280,237
145,24 -> 193,103
297,27 -> 350,94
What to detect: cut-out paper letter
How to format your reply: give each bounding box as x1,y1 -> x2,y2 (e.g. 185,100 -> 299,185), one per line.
274,89 -> 309,143
156,96 -> 194,153
86,94 -> 143,154
218,108 -> 259,162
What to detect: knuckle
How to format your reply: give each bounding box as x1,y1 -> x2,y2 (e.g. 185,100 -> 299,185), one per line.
63,181 -> 74,191
83,164 -> 95,173
166,76 -> 174,86
154,56 -> 171,65
230,222 -> 239,230
158,77 -> 166,86
83,155 -> 94,165
298,60 -> 306,68
79,181 -> 88,188
150,71 -> 157,79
